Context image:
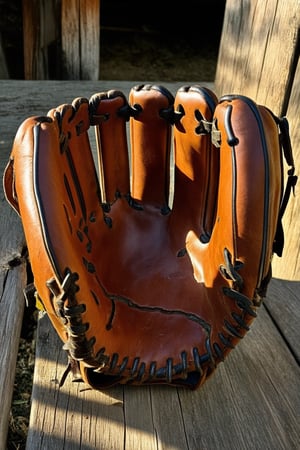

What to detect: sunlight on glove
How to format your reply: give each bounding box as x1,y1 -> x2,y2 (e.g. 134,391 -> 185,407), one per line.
3,84 -> 296,390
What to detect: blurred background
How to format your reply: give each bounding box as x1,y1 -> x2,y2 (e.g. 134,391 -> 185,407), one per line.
0,0 -> 226,81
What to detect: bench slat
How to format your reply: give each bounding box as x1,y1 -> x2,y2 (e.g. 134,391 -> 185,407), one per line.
0,264 -> 26,448
26,307 -> 300,450
0,195 -> 27,449
265,279 -> 300,362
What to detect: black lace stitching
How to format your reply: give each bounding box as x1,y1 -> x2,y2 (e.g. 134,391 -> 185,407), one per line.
52,270 -> 215,386
217,248 -> 257,357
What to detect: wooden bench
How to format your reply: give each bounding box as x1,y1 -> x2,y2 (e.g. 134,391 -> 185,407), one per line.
0,210 -> 26,446
1,0 -> 299,448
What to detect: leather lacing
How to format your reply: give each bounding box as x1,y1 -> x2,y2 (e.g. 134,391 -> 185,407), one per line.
216,248 -> 257,359
52,250 -> 258,388
51,104 -> 260,387
51,268 -> 217,387
42,92 -> 296,388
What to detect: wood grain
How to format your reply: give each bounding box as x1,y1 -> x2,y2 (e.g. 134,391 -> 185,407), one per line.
0,105 -> 28,449
26,309 -> 300,450
22,0 -> 59,79
61,0 -> 100,80
0,264 -> 27,449
215,0 -> 300,115
22,0 -> 100,80
271,56 -> 300,281
79,0 -> 101,80
0,33 -> 9,79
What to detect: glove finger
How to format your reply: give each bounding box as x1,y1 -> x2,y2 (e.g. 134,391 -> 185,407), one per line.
129,84 -> 174,209
89,90 -> 130,205
6,115 -> 67,338
8,99 -> 103,338
207,95 -> 282,297
47,98 -> 101,220
171,85 -> 218,250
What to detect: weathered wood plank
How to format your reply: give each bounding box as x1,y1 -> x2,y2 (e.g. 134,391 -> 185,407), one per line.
271,53 -> 300,281
265,278 -> 300,363
26,313 -> 125,449
79,0 -> 101,80
26,306 -> 300,450
0,263 -> 27,449
61,0 -> 81,79
0,79 -> 29,450
122,387 -> 158,450
0,201 -> 25,263
0,199 -> 26,450
22,0 -> 42,79
178,305 -> 300,449
22,0 -> 100,80
124,385 -> 189,450
215,0 -> 300,115
22,0 -> 59,79
61,0 -> 100,80
0,33 -> 9,79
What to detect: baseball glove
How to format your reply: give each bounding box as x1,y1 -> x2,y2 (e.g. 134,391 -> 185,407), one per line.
3,84 -> 296,390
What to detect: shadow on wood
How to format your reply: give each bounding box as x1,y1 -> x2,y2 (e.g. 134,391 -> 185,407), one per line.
25,304 -> 300,450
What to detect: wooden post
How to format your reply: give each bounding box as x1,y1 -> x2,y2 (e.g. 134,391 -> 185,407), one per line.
0,34 -> 9,79
215,0 -> 300,281
22,0 -> 60,79
61,0 -> 100,80
272,59 -> 300,281
0,203 -> 27,449
215,0 -> 300,115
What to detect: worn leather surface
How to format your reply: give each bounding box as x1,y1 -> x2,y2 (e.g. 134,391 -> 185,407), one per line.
3,84 -> 287,389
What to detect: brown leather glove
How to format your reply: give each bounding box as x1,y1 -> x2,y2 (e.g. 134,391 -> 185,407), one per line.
3,84 -> 296,390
